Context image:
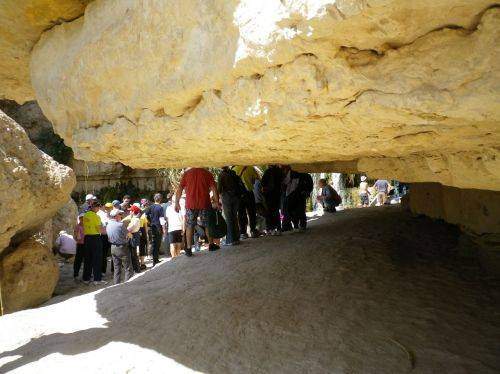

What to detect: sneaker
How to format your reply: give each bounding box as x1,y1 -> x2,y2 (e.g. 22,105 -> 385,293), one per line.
240,233 -> 249,240
93,280 -> 108,286
82,280 -> 91,286
209,243 -> 220,251
185,247 -> 193,257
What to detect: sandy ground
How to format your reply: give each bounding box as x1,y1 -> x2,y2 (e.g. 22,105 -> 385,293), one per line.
0,206 -> 499,373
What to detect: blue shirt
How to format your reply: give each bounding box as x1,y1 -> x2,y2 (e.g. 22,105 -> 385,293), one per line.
146,203 -> 164,228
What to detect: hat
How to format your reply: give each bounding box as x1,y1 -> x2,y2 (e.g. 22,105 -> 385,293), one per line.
130,205 -> 141,215
85,193 -> 95,201
361,176 -> 367,182
110,209 -> 124,217
104,202 -> 113,208
133,202 -> 141,208
112,200 -> 121,207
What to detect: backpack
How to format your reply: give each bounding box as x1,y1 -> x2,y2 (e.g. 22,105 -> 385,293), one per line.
207,209 -> 227,239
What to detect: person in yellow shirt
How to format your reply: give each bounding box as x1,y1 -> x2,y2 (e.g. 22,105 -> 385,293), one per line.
231,166 -> 261,239
82,201 -> 107,285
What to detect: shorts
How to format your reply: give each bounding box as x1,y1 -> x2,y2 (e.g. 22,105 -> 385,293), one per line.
185,209 -> 209,228
360,194 -> 369,205
168,230 -> 183,244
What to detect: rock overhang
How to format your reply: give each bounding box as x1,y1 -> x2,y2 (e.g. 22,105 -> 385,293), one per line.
20,0 -> 500,190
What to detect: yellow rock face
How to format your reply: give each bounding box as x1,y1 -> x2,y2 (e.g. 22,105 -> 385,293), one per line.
29,1 -> 499,190
0,0 -> 89,103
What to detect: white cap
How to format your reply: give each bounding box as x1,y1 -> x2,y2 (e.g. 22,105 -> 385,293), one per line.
361,176 -> 367,181
109,209 -> 124,217
85,193 -> 95,201
133,202 -> 141,208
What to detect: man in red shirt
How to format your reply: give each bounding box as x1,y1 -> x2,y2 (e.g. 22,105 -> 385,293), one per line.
175,168 -> 220,256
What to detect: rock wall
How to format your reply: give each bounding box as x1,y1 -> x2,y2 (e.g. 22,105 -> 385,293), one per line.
0,0 -> 90,103
72,160 -> 169,196
28,0 -> 499,191
409,183 -> 500,235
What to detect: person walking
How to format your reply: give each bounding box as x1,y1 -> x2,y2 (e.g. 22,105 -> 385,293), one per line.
106,209 -> 133,284
359,176 -> 370,207
283,168 -> 312,231
146,193 -> 164,266
174,168 -> 220,256
373,179 -> 390,206
165,195 -> 185,257
231,166 -> 260,239
73,214 -> 85,281
218,166 -> 241,246
261,165 -> 283,235
82,201 -> 107,285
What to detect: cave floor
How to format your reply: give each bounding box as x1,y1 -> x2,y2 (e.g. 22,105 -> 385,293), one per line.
1,206 -> 499,373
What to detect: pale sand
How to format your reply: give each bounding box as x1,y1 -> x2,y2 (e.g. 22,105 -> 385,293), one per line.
1,206 -> 499,373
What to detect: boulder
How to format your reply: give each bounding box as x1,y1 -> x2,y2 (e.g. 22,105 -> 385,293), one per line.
0,110 -> 75,252
29,0 -> 499,191
0,236 -> 59,314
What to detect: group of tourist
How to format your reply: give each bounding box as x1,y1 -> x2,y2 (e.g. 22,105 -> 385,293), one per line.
54,166 -> 386,286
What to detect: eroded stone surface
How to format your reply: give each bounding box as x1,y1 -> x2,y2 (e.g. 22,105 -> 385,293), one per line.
0,235 -> 59,314
409,183 -> 500,235
29,1 -> 499,191
0,0 -> 90,103
0,110 -> 75,251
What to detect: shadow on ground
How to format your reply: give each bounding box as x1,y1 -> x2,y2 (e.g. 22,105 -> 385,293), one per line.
1,207 -> 499,373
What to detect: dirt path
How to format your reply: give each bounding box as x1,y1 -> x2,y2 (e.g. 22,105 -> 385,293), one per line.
1,206 -> 499,373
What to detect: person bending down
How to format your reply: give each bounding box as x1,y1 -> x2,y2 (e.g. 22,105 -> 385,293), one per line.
175,168 -> 220,257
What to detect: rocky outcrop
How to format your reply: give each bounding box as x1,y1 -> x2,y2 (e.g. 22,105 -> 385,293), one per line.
0,110 -> 75,252
30,1 -> 499,191
0,0 -> 90,103
0,235 -> 59,314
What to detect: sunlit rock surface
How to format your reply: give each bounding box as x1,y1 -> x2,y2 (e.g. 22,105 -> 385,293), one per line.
0,0 -> 90,103
0,110 -> 75,252
30,1 -> 499,190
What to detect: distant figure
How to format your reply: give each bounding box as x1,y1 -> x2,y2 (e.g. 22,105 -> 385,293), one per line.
138,199 -> 150,269
283,169 -> 313,231
54,230 -> 76,261
146,193 -> 165,266
97,203 -> 111,275
165,195 -> 185,258
359,176 -> 370,207
79,193 -> 95,214
261,165 -> 283,235
73,214 -> 85,280
106,209 -> 133,284
120,195 -> 132,211
316,179 -> 340,213
231,166 -> 260,239
175,168 -> 220,256
373,179 -> 390,206
82,201 -> 106,286
127,204 -> 142,272
218,166 -> 242,246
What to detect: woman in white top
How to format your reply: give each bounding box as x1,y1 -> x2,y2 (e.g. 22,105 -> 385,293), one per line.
166,195 -> 185,258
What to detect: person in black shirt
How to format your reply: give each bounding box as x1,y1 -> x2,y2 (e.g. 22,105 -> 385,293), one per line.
217,167 -> 241,246
146,193 -> 164,266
